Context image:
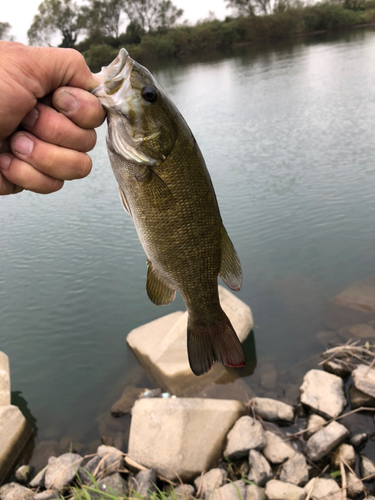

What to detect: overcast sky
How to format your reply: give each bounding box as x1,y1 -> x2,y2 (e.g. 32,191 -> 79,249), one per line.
3,0 -> 230,46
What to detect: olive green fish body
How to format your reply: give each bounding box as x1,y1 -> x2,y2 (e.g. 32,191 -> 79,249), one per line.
94,49 -> 244,375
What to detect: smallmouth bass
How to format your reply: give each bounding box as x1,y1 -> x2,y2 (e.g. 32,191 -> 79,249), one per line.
93,48 -> 244,376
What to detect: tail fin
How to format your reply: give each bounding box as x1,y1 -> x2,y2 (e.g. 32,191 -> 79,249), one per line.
187,311 -> 245,376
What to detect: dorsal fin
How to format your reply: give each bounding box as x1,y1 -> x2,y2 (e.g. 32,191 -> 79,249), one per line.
219,226 -> 242,291
146,260 -> 176,306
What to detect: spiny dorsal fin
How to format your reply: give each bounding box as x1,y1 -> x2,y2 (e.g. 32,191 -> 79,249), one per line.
146,260 -> 176,306
118,185 -> 132,216
219,225 -> 242,291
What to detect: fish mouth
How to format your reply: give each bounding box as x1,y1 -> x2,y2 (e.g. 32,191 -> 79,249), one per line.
92,48 -> 132,100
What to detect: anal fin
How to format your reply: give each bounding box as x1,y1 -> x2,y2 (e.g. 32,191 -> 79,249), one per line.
146,260 -> 176,306
219,225 -> 242,291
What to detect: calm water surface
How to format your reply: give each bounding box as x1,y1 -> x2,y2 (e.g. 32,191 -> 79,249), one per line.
1,28 -> 375,458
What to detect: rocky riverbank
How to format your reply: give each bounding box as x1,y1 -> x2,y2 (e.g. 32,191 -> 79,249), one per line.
2,345 -> 375,500
1,276 -> 375,500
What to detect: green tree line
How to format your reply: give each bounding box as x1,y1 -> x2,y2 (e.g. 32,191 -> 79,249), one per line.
1,0 -> 374,70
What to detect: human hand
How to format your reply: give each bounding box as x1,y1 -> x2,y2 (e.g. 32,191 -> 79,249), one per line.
0,42 -> 106,195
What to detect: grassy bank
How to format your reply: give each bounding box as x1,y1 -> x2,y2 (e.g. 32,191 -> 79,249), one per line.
81,2 -> 375,71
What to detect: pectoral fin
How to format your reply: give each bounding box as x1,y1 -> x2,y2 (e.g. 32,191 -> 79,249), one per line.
118,185 -> 132,216
135,167 -> 175,211
219,226 -> 242,291
146,260 -> 176,305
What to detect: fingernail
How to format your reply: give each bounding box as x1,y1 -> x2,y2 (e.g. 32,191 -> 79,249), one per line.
22,107 -> 39,128
13,135 -> 34,156
55,91 -> 78,113
0,154 -> 12,171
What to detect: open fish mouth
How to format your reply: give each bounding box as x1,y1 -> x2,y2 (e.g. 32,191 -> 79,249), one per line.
92,48 -> 131,102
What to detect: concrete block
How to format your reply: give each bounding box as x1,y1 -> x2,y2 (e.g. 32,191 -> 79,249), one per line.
128,397 -> 246,481
0,352 -> 10,406
127,286 -> 253,395
0,405 -> 32,484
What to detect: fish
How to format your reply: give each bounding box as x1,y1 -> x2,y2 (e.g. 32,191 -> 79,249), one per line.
93,48 -> 245,376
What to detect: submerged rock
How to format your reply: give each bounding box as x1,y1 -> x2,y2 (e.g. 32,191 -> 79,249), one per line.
250,397 -> 294,423
300,369 -> 346,418
348,383 -> 375,409
110,386 -> 147,416
224,416 -> 266,460
305,421 -> 349,462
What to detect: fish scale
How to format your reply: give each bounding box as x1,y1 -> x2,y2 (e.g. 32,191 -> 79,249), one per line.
93,48 -> 245,376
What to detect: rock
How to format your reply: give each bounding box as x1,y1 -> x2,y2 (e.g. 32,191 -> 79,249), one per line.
323,360 -> 351,378
315,330 -> 343,348
212,480 -> 246,500
250,397 -> 294,423
305,414 -> 327,438
330,276 -> 375,313
14,464 -> 32,484
265,479 -> 305,500
260,367 -> 277,390
128,397 -> 245,481
94,472 -> 128,499
111,386 -> 147,417
44,453 -> 83,490
126,287 -> 253,395
78,455 -> 101,485
248,449 -> 273,486
0,405 -> 32,484
300,369 -> 346,418
224,416 -> 266,460
0,482 -> 34,500
349,383 -> 375,409
34,490 -> 61,500
129,468 -> 157,497
172,484 -> 195,500
346,471 -> 364,498
29,466 -> 47,488
279,452 -> 308,486
97,444 -> 124,474
306,421 -> 349,462
339,323 -> 375,340
0,352 -> 10,406
262,430 -> 295,464
360,454 -> 375,479
304,478 -> 341,500
29,441 -> 59,473
331,444 -> 356,468
352,364 -> 375,398
246,484 -> 264,500
194,468 -> 227,499
349,432 -> 368,448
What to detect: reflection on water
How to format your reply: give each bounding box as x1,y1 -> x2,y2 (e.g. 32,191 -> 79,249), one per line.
1,28 -> 375,466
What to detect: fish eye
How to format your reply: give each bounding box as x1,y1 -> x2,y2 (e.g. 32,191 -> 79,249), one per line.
142,86 -> 158,104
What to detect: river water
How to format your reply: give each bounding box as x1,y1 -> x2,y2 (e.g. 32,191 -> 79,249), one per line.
1,28 -> 375,460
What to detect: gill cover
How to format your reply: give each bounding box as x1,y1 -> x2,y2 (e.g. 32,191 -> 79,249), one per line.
93,48 -> 177,166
